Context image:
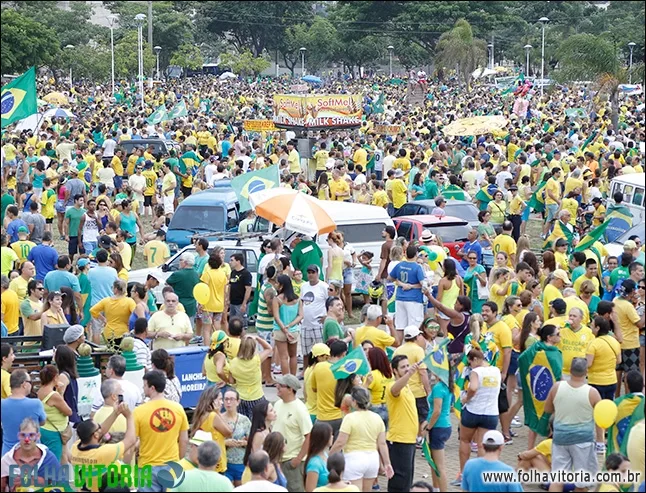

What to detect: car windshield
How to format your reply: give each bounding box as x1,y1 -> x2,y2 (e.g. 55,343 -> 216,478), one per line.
168,206 -> 225,232
445,204 -> 478,222
616,224 -> 645,243
424,224 -> 470,242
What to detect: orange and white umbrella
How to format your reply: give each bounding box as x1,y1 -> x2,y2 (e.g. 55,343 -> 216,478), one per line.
249,188 -> 336,236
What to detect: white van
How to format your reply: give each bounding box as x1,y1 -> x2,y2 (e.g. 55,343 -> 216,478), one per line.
609,173 -> 645,224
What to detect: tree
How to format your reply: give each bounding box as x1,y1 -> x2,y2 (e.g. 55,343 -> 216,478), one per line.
170,44 -> 204,72
219,50 -> 270,77
114,32 -> 156,79
392,40 -> 428,72
0,9 -> 59,75
435,19 -> 487,90
282,17 -> 340,75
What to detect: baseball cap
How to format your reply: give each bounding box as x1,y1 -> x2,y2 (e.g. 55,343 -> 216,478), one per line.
156,229 -> 166,238
552,269 -> 571,285
404,325 -> 421,340
275,374 -> 301,391
17,226 -> 29,235
482,430 -> 505,446
189,430 -> 213,446
509,185 -> 518,191
306,264 -> 320,274
311,343 -> 331,358
394,169 -> 404,178
591,197 -> 602,204
550,298 -> 567,312
624,239 -> 637,250
77,258 -> 90,268
98,235 -> 115,249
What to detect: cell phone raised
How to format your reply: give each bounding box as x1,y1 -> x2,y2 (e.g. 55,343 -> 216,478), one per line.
118,394 -> 124,404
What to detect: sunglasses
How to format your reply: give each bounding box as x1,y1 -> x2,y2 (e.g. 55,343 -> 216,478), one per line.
18,432 -> 38,440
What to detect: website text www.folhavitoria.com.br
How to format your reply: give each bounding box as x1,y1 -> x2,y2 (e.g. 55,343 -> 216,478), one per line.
482,469 -> 642,485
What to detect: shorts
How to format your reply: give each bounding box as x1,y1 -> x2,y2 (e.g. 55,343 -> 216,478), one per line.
202,312 -> 223,325
113,175 -> 123,190
181,186 -> 192,198
546,204 -> 559,223
46,218 -> 54,224
55,199 -> 66,214
229,305 -> 248,327
551,442 -> 598,488
461,408 -> 498,430
91,318 -> 104,335
394,300 -> 425,331
343,267 -> 353,285
617,348 -> 641,373
144,195 -> 153,207
342,451 -> 379,481
83,241 -> 97,254
415,396 -> 429,424
301,324 -> 323,356
498,383 -> 509,414
256,330 -> 273,347
224,463 -> 245,482
428,426 -> 452,450
163,195 -> 174,215
508,350 -> 519,376
641,334 -> 645,347
273,329 -> 300,345
590,383 -> 616,400
68,236 -> 80,255
522,206 -> 531,221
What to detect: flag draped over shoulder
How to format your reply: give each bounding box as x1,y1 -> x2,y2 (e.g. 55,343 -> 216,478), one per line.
442,184 -> 467,201
518,341 -> 563,436
574,219 -> 611,252
607,393 -> 644,455
231,165 -> 280,212
422,339 -> 450,386
527,179 -> 547,213
544,220 -> 574,251
605,204 -> 633,243
146,104 -> 168,125
619,397 -> 644,456
331,345 -> 371,379
475,184 -> 496,210
1,67 -> 38,128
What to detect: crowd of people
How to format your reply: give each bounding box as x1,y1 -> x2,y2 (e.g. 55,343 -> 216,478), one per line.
0,69 -> 645,493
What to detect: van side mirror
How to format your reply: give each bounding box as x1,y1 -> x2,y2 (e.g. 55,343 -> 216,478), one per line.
160,264 -> 169,272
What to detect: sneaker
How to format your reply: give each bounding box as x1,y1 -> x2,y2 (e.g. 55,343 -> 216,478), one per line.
371,485 -> 380,491
595,442 -> 606,454
509,429 -> 518,438
511,418 -> 522,428
514,415 -> 520,420
449,477 -> 462,487
504,436 -> 513,445
189,336 -> 203,345
470,441 -> 478,453
416,437 -> 423,448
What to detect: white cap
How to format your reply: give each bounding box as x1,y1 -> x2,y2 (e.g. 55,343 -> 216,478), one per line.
189,430 -> 212,445
482,430 -> 505,446
403,325 -> 421,340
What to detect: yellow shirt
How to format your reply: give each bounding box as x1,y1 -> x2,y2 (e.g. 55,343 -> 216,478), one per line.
385,383 -> 417,444
93,406 -> 127,433
554,251 -> 568,271
1,369 -> 11,399
586,335 -> 621,385
626,420 -> 645,488
229,354 -> 264,401
534,438 -> 553,464
339,410 -> 385,453
573,275 -> 600,297
509,195 -> 524,215
142,170 -> 158,196
543,283 -> 563,320
393,342 -> 427,398
314,150 -> 329,171
393,157 -> 410,172
311,361 -> 342,421
545,178 -> 561,205
90,296 -> 136,339
1,247 -> 18,277
200,267 -> 228,313
486,320 -> 513,371
355,325 -> 395,351
304,365 -> 318,416
592,204 -> 606,227
288,149 -> 300,174
272,398 -> 313,461
492,234 -> 516,267
11,241 -> 36,264
372,190 -> 389,208
367,369 -> 392,406
391,179 -> 407,209
20,298 -> 42,337
9,275 -> 30,302
561,198 -> 578,225
1,288 -> 20,334
41,189 -> 57,219
225,337 -> 241,361
134,399 -> 189,466
111,156 -> 124,176
564,176 -> 583,196
315,486 -> 360,493
489,283 -> 507,313
329,178 -> 350,201
199,411 -> 227,472
143,240 -> 171,268
557,326 -> 594,374
614,298 -> 641,349
70,442 -> 124,491
352,148 -> 368,167
116,243 -> 132,270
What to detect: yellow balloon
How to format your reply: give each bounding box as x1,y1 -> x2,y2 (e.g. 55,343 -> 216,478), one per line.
428,245 -> 446,262
193,283 -> 210,305
593,399 -> 618,429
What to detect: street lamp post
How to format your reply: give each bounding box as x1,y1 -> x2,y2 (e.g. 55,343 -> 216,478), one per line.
628,42 -> 636,84
488,43 -> 494,70
539,17 -> 549,97
107,15 -> 118,95
65,45 -> 74,88
135,13 -> 146,111
300,47 -> 306,76
388,45 -> 394,77
154,46 -> 161,80
524,44 -> 532,76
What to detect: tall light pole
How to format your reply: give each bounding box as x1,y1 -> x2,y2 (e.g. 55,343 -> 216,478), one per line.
154,46 -> 161,80
107,15 -> 118,95
524,44 -> 532,76
135,13 -> 146,111
488,43 -> 494,70
539,16 -> 549,97
628,42 -> 636,84
388,45 -> 394,77
300,47 -> 306,76
65,45 -> 74,88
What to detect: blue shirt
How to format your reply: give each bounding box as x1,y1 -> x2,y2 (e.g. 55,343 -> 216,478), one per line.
460,241 -> 483,270
6,219 -> 28,243
43,269 -> 81,293
427,382 -> 452,429
28,244 -> 59,281
305,455 -> 328,487
461,458 -> 523,492
390,261 -> 425,303
87,265 -> 118,306
221,140 -> 232,158
1,397 -> 47,455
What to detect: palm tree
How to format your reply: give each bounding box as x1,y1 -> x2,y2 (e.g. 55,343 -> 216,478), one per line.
435,19 -> 487,91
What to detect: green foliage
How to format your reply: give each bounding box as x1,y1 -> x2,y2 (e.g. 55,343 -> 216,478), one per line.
282,17 -> 340,74
67,46 -> 112,82
114,31 -> 156,79
0,9 -> 60,75
170,44 -> 204,71
554,34 -> 618,83
219,50 -> 271,76
435,19 -> 487,89
392,40 -> 429,71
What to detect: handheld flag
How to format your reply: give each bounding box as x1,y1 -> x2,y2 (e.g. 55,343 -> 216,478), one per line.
331,345 -> 370,379
168,100 -> 188,120
475,184 -> 495,211
605,204 -> 633,243
607,393 -> 644,455
518,341 -> 563,437
544,220 -> 575,251
527,179 -> 547,213
1,67 -> 38,128
574,219 -> 611,252
231,165 -> 280,212
147,104 -> 168,125
421,438 -> 440,477
422,339 -> 450,386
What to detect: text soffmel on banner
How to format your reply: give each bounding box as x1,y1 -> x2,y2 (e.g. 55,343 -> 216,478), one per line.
272,94 -> 362,129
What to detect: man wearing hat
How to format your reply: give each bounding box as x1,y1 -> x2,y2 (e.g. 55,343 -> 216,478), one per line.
272,374 -> 312,492
300,264 -> 329,370
543,269 -> 570,320
461,430 -> 522,492
178,429 -> 213,471
63,324 -> 86,355
10,227 -> 36,265
390,169 -> 407,214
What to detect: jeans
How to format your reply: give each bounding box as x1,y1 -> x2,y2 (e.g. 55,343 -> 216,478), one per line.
83,241 -> 97,253
387,441 -> 415,492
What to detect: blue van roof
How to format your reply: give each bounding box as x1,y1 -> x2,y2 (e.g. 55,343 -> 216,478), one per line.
180,187 -> 238,206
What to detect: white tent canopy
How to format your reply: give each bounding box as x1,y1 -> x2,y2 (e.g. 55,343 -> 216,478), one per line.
472,67 -> 497,79
15,113 -> 44,132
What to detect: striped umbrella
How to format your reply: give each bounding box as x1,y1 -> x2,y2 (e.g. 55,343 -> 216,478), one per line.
43,108 -> 76,119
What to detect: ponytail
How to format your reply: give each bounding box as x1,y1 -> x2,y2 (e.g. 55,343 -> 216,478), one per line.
538,324 -> 557,342
326,453 -> 345,484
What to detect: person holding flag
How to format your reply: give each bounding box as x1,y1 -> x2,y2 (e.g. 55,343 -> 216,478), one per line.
606,370 -> 644,457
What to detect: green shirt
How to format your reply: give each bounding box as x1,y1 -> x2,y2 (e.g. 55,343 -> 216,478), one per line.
65,206 -> 86,237
1,192 -> 15,225
571,265 -> 586,284
169,470 -> 233,492
323,317 -> 345,342
424,179 -> 439,200
194,253 -> 209,276
166,267 -> 201,317
79,272 -> 91,325
290,240 -> 323,280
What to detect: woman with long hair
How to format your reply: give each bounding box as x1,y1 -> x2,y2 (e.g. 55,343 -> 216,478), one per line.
272,274 -> 303,376
304,422 -> 334,492
501,296 -> 523,429
229,335 -> 273,419
464,249 -> 488,314
41,291 -> 67,328
243,400 -> 277,466
190,387 -> 232,475
37,365 -> 72,463
259,432 -> 288,488
522,251 -> 540,278
60,287 -> 79,325
339,231 -> 357,320
303,343 -> 330,424
317,172 -> 330,200
527,280 -> 543,319
329,387 -> 393,491
54,345 -> 80,432
127,283 -> 150,332
516,235 -> 531,264
317,453 -> 360,492
488,252 -> 509,287
222,388 -> 252,487
436,258 -> 464,336
541,251 -> 556,286
151,348 -> 182,403
326,231 -> 345,285
202,330 -> 230,388
334,373 -> 362,414
488,268 -> 511,314
109,252 -> 128,282
477,210 -> 496,247
488,190 -> 507,232
518,312 -> 541,352
366,347 -> 393,427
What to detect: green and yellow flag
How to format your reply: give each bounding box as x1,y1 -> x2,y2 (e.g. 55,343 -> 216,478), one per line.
331,345 -> 370,379
527,179 -> 547,213
544,220 -> 574,251
607,393 -> 644,456
422,339 -> 450,386
1,67 -> 38,128
574,219 -> 611,253
231,165 -> 280,212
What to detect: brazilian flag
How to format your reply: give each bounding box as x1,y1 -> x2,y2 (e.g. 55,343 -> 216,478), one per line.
1,67 -> 37,128
231,165 -> 280,212
422,339 -> 450,386
605,204 -> 633,243
442,184 -> 467,201
575,219 -> 611,253
607,393 -> 644,455
147,104 -> 168,125
331,345 -> 370,379
475,184 -> 496,211
544,220 -> 575,251
518,341 -> 563,437
620,397 -> 644,456
528,179 -> 547,213
421,438 -> 441,477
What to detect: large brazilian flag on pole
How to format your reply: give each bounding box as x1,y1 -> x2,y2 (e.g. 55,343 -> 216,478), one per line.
1,67 -> 38,128
231,165 -> 280,212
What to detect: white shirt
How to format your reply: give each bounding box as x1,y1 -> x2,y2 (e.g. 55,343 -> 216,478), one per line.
382,154 -> 396,176
98,167 -> 116,187
204,163 -> 218,186
91,377 -> 142,413
102,138 -> 117,158
300,280 -> 329,328
234,481 -> 287,492
128,174 -> 146,201
495,171 -> 513,190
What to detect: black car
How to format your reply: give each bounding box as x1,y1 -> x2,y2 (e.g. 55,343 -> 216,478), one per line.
120,138 -> 180,161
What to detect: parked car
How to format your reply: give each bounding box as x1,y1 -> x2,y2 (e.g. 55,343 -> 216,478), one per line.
603,223 -> 645,260
120,138 -> 181,161
393,215 -> 471,259
393,199 -> 480,229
